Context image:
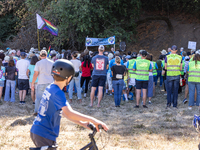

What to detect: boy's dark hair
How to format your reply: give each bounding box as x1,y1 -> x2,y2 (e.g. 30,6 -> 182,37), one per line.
53,74 -> 66,81
127,51 -> 131,55
8,59 -> 15,67
30,56 -> 39,65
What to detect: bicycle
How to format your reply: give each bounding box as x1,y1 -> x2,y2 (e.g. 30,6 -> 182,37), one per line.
29,123 -> 106,150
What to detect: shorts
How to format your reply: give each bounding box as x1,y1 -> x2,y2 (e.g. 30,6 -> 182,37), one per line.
129,78 -> 136,86
91,75 -> 106,87
30,82 -> 38,90
18,79 -> 29,90
30,132 -> 57,149
0,80 -> 4,87
136,80 -> 148,89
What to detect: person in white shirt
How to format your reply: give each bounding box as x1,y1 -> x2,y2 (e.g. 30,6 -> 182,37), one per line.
31,50 -> 54,116
16,52 -> 30,104
69,51 -> 82,103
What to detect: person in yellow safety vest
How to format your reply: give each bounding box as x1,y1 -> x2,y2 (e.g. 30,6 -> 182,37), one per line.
133,50 -> 153,108
165,45 -> 182,109
187,51 -> 200,110
126,52 -> 137,97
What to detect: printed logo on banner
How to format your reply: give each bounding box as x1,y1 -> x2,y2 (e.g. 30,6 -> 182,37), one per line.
86,38 -> 92,46
108,37 -> 115,44
96,58 -> 105,70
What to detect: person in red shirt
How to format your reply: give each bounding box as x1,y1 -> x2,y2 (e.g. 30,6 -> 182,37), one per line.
80,55 -> 93,97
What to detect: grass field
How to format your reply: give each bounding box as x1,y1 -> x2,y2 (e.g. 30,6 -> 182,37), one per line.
0,86 -> 199,150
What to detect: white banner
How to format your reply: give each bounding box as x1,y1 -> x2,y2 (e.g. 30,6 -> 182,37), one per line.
188,41 -> 197,50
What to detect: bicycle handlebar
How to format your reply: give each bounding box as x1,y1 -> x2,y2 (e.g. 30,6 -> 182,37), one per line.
87,123 -> 105,132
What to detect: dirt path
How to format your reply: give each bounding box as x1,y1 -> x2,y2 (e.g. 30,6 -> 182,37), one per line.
0,86 -> 199,150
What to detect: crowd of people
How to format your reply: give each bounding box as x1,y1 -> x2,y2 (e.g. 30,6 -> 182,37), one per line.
0,45 -> 199,113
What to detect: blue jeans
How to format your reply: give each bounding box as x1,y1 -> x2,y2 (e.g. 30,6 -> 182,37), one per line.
112,80 -> 124,106
188,82 -> 200,106
35,83 -> 50,113
166,76 -> 180,107
4,80 -> 15,102
156,70 -> 163,86
69,76 -> 82,99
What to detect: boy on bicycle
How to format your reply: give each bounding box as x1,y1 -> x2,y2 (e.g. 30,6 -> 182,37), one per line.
30,59 -> 108,149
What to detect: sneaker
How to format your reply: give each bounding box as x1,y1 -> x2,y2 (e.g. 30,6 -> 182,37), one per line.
188,107 -> 192,110
19,101 -> 22,104
23,101 -> 26,104
134,105 -> 139,108
33,102 -> 35,105
143,105 -> 148,108
125,99 -> 129,102
183,98 -> 188,104
164,93 -> 167,96
194,102 -> 197,106
84,93 -> 86,98
148,101 -> 152,104
109,93 -> 112,96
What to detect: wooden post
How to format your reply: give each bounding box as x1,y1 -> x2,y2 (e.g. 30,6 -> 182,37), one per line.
37,29 -> 40,51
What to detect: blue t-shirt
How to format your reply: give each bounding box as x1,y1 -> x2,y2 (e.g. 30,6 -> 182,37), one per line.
30,84 -> 69,141
28,65 -> 38,83
133,61 -> 152,81
91,55 -> 109,76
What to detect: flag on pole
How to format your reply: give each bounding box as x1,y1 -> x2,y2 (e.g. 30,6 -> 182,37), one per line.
47,45 -> 51,58
36,14 -> 58,36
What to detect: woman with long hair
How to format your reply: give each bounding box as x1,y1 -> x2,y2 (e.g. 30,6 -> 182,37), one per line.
4,59 -> 17,103
0,59 -> 5,103
187,51 -> 200,110
69,51 -> 82,103
26,56 -> 39,104
111,56 -> 126,107
80,55 -> 93,97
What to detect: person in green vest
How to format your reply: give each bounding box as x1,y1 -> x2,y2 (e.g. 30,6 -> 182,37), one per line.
165,45 -> 182,109
126,52 -> 137,97
152,59 -> 158,96
133,50 -> 152,108
187,51 -> 200,110
155,55 -> 163,87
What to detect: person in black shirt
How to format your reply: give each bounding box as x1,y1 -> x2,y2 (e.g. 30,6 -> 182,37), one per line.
4,59 -> 17,103
111,56 -> 126,107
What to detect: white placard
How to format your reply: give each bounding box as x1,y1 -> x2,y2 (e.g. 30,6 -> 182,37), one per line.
188,41 -> 197,50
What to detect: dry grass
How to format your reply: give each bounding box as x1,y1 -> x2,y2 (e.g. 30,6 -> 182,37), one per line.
0,86 -> 199,150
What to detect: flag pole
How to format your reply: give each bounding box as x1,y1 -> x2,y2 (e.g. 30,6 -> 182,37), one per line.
37,29 -> 40,51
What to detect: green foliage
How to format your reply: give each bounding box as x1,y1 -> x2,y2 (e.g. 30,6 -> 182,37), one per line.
0,13 -> 19,42
24,0 -> 141,50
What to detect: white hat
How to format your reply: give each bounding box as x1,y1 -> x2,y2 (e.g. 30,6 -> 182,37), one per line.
108,53 -> 113,59
30,47 -> 35,52
0,50 -> 4,53
196,50 -> 200,55
4,56 -> 10,61
160,49 -> 167,55
180,47 -> 184,50
98,45 -> 105,51
9,50 -> 16,55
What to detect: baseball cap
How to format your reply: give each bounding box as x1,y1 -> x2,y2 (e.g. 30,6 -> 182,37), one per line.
180,47 -> 184,50
132,52 -> 137,58
98,45 -> 105,51
141,50 -> 147,57
20,52 -> 26,56
139,50 -> 144,54
4,56 -> 10,61
171,45 -> 178,51
40,50 -> 47,57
